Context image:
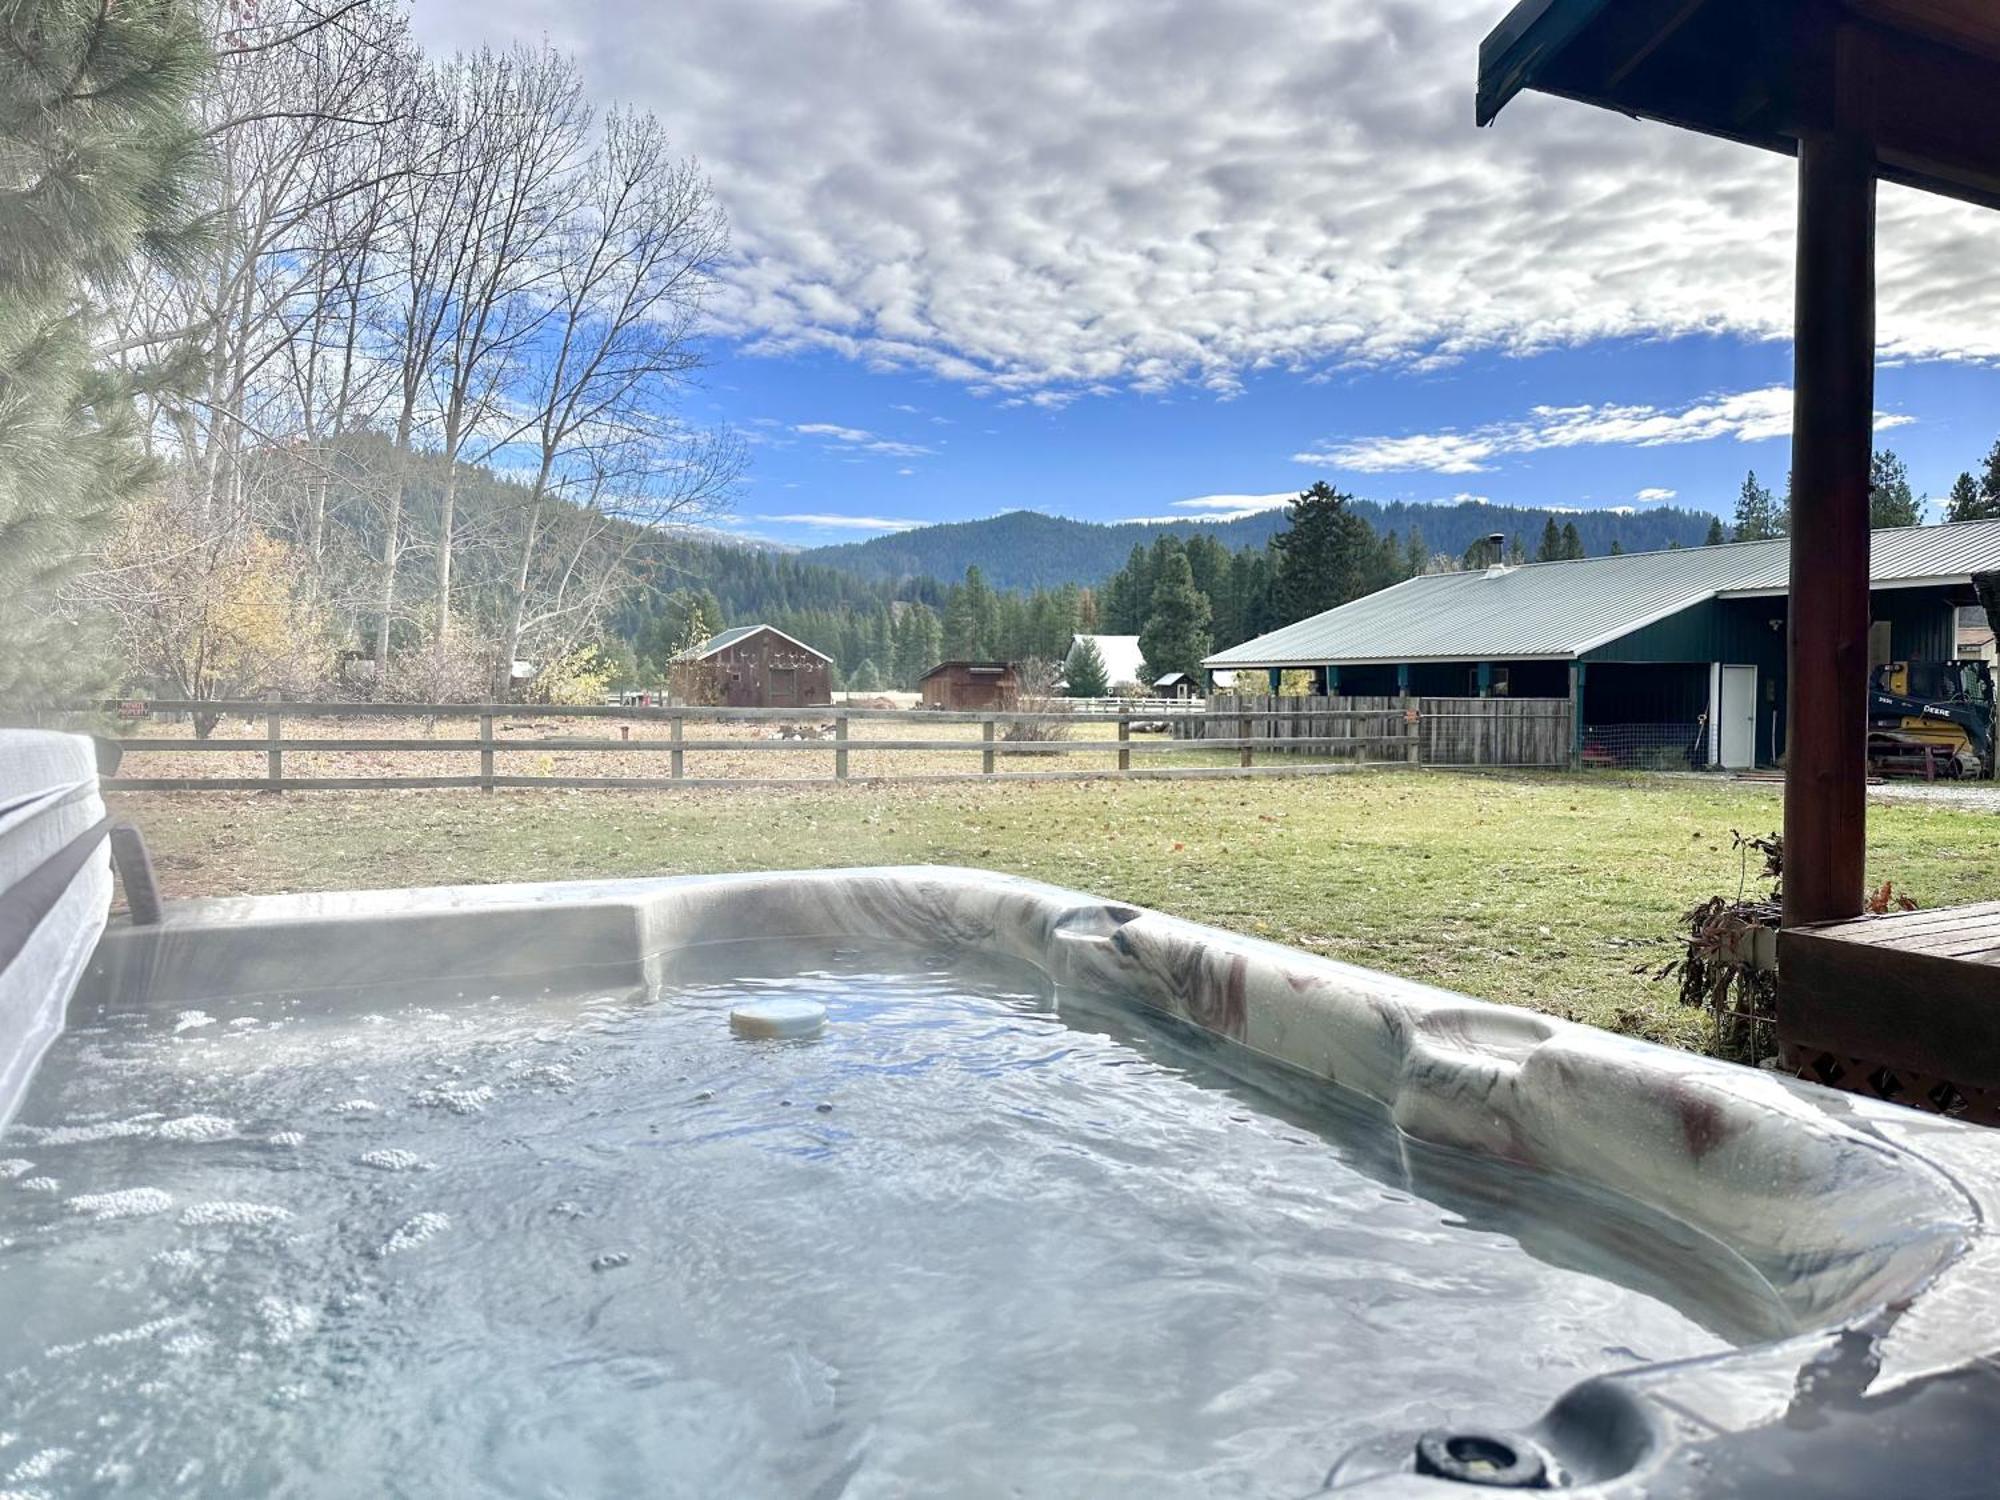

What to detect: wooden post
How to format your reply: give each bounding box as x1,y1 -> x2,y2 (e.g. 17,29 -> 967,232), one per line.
1568,663 -> 1586,772
479,712 -> 494,792
670,712 -> 684,781
1117,716 -> 1131,773
264,693 -> 282,792
1404,694 -> 1420,766
1785,33 -> 1876,931
1240,702 -> 1253,768
834,710 -> 849,781
982,716 -> 996,776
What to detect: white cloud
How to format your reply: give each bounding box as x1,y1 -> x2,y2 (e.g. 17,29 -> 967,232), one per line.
793,422 -> 932,459
756,512 -> 925,532
412,1 -> 2000,401
1635,487 -> 1678,502
1168,491 -> 1298,518
1297,386 -> 1915,475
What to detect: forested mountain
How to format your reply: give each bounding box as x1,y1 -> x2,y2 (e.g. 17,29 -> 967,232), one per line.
797,499 -> 1721,591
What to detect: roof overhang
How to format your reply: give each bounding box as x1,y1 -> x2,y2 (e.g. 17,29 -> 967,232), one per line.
1478,0 -> 2000,213
1203,651 -> 1580,670
1719,573 -> 1976,600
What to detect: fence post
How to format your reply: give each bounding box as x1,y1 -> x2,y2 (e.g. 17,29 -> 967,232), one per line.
479,713 -> 494,792
834,710 -> 849,781
1403,694 -> 1420,765
264,692 -> 282,792
1117,715 -> 1131,773
670,712 -> 684,781
982,715 -> 996,776
1240,701 -> 1253,768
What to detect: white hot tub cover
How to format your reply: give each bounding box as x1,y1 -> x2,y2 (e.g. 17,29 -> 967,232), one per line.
0,729 -> 111,1128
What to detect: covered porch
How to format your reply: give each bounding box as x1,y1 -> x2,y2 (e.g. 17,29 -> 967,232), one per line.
1480,0 -> 2000,1113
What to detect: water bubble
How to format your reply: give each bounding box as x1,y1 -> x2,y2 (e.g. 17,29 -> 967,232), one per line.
256,1298 -> 318,1343
6,1445 -> 73,1482
266,1131 -> 305,1147
414,1084 -> 493,1116
329,1100 -> 380,1116
178,1201 -> 293,1228
18,1177 -> 60,1194
358,1149 -> 427,1172
378,1211 -> 451,1256
590,1252 -> 632,1272
153,1115 -> 236,1143
65,1187 -> 173,1221
0,1159 -> 33,1180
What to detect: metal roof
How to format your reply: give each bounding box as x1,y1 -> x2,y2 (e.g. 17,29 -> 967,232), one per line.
1205,519 -> 2000,669
678,624 -> 831,662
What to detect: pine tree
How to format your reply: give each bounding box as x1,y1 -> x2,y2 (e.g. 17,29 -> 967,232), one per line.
1405,525 -> 1429,577
1868,450 -> 1924,529
1507,534 -> 1527,565
941,566 -> 996,658
1271,482 -> 1374,623
1065,636 -> 1109,698
892,602 -> 941,686
1946,449 -> 2000,523
1947,472 -> 1986,523
1560,521 -> 1584,560
1536,516 -> 1563,562
1138,551 -> 1212,683
1,0 -> 209,712
849,658 -> 881,692
1705,517 -> 1727,546
1733,472 -> 1778,541
1609,540 -> 1625,555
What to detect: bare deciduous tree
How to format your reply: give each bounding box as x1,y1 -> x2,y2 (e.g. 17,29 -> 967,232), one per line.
483,108 -> 736,695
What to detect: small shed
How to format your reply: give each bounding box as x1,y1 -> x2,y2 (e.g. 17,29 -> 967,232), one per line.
919,661 -> 1019,710
675,625 -> 832,709
1153,671 -> 1202,700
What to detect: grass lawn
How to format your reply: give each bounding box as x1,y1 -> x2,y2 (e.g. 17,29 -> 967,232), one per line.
110,770 -> 2000,1051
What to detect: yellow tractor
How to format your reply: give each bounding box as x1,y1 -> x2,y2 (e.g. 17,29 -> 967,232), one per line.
1868,659 -> 1996,779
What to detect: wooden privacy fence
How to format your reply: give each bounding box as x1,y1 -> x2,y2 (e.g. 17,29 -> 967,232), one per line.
80,699 -> 1424,792
1182,695 -> 1572,769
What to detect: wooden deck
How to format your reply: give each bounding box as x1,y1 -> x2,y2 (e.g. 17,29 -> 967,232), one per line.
1780,902 -> 2000,1122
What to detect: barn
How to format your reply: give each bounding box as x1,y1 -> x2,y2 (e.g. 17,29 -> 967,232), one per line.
919,661 -> 1020,710
1205,520 -> 2000,770
674,625 -> 832,709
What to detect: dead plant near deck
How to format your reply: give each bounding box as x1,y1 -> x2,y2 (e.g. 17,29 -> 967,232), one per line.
1647,831 -> 1783,1063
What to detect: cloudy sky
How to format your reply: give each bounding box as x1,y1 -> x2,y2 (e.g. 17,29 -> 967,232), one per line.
413,0 -> 2000,544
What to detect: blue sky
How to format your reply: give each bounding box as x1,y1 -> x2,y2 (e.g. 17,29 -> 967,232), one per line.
417,0 -> 2000,548
696,333 -> 2000,544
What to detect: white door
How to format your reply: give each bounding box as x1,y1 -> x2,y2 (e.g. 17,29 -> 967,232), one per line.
1718,666 -> 1757,769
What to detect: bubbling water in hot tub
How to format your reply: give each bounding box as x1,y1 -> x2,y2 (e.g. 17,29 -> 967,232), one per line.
0,937 -> 1779,1498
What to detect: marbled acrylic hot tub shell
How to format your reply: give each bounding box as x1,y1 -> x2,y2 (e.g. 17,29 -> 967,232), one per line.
69,864 -> 2000,1495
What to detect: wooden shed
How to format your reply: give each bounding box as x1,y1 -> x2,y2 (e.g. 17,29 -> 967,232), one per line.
918,661 -> 1019,711
674,625 -> 832,709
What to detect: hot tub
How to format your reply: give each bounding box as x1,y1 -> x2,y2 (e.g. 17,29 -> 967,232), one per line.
4,733 -> 2000,1497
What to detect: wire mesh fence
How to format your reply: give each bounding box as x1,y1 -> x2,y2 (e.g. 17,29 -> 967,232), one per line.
1578,721 -> 1710,771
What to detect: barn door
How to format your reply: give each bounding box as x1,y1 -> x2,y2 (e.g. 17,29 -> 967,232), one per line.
769,667 -> 798,707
